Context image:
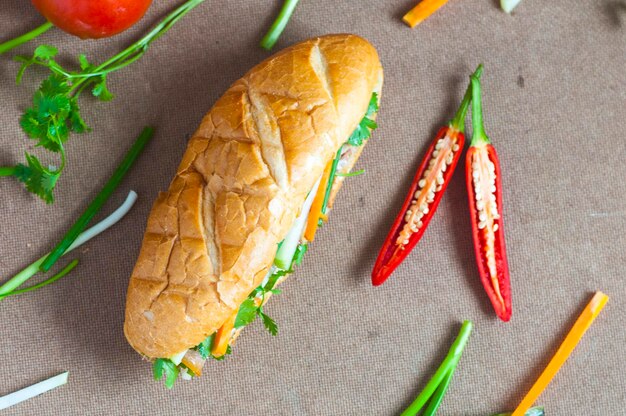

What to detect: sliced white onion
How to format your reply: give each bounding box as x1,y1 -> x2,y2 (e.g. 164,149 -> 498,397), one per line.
274,177 -> 321,270
0,372 -> 68,410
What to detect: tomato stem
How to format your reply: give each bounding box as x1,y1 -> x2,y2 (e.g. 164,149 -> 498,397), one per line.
470,67 -> 492,146
450,64 -> 483,133
0,21 -> 54,55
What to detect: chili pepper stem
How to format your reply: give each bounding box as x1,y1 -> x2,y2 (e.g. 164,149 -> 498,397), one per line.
450,64 -> 484,132
470,69 -> 492,146
0,21 -> 54,55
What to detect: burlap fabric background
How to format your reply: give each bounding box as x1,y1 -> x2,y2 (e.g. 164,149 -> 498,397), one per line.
1,1 -> 625,415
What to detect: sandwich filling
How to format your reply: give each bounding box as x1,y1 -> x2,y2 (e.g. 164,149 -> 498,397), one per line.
153,93 -> 379,388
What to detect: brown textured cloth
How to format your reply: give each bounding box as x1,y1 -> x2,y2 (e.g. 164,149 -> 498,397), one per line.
0,0 -> 624,415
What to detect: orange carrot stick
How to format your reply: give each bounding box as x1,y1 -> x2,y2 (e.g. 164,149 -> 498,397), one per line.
403,0 -> 450,28
511,291 -> 609,416
304,160 -> 333,242
211,307 -> 239,357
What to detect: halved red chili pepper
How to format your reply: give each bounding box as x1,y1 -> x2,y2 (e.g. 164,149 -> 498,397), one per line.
371,65 -> 483,286
466,71 -> 512,321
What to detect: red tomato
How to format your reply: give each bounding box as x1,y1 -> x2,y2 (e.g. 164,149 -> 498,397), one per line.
31,0 -> 153,39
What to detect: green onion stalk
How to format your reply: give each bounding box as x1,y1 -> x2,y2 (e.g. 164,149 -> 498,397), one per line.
0,190 -> 137,300
39,127 -> 153,272
401,321 -> 473,416
260,0 -> 300,50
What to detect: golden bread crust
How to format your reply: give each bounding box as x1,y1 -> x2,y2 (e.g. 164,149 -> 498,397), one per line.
124,34 -> 383,358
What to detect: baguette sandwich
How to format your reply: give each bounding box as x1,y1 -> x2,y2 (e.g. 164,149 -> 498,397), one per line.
124,34 -> 383,387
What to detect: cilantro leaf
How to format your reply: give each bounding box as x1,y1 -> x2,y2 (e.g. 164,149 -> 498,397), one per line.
78,54 -> 92,71
13,153 -> 59,204
69,98 -> 89,134
20,108 -> 48,142
292,244 -> 308,267
347,92 -> 379,146
235,298 -> 258,328
367,92 -> 379,114
40,74 -> 72,96
21,85 -> 73,152
34,45 -> 58,60
34,91 -> 71,120
153,358 -> 179,389
92,76 -> 114,101
264,269 -> 287,292
260,311 -> 278,336
195,334 -> 214,360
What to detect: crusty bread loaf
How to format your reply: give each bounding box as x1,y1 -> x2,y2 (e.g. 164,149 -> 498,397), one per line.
124,34 -> 383,359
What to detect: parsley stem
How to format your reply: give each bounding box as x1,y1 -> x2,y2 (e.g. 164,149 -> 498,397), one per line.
0,191 -> 137,297
0,167 -> 17,177
69,0 -> 206,95
39,127 -> 153,272
260,0 -> 300,50
0,259 -> 78,301
0,22 -> 54,55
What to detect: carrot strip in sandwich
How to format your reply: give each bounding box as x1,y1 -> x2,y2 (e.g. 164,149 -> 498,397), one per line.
403,0 -> 451,28
304,160 -> 333,241
511,291 -> 609,416
211,307 -> 239,357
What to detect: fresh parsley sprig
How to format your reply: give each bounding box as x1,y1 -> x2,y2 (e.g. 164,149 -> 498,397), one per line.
153,358 -> 180,389
1,0 -> 207,203
347,92 -> 379,146
235,285 -> 281,336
